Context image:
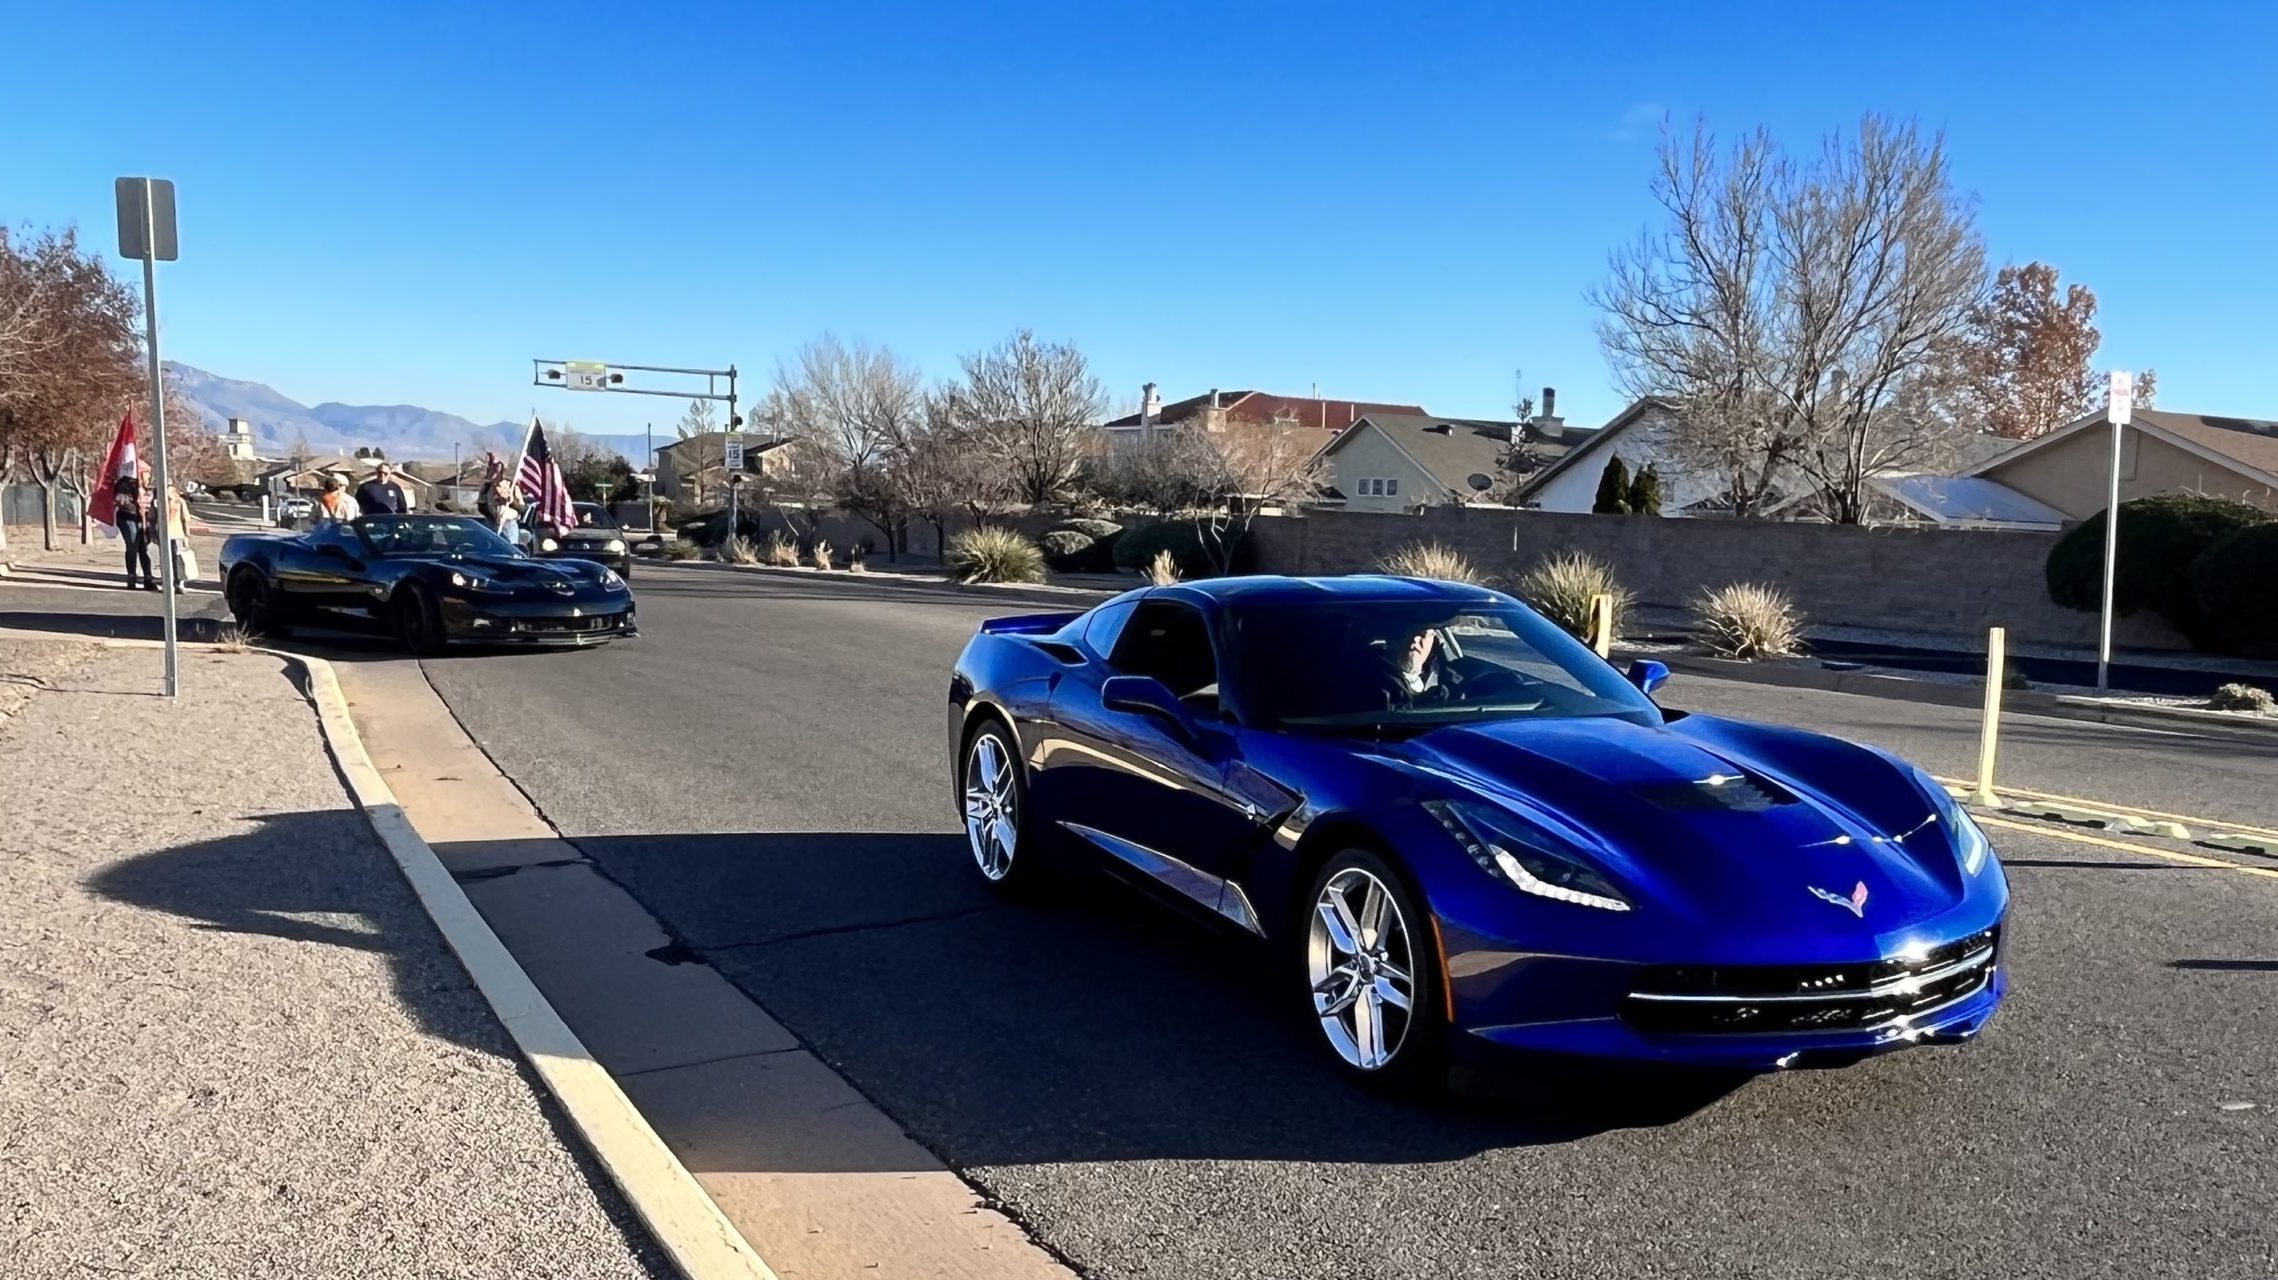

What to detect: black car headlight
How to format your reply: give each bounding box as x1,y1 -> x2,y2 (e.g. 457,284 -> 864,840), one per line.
448,570 -> 513,595
599,567 -> 627,591
1425,799 -> 1632,912
1913,768 -> 1992,876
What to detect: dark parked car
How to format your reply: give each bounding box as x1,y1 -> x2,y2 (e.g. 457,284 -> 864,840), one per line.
947,576 -> 2006,1090
527,501 -> 634,577
220,515 -> 636,653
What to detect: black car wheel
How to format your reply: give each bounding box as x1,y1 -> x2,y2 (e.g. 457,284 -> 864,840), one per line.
1301,849 -> 1447,1092
391,584 -> 446,657
225,568 -> 290,638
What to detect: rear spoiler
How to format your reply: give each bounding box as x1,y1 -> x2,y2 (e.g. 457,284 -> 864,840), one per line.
978,611 -> 1083,637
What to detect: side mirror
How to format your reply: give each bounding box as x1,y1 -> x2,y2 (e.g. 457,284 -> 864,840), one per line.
1626,659 -> 1670,696
1101,675 -> 1199,738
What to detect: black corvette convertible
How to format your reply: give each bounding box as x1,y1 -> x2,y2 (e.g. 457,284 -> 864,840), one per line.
220,515 -> 636,653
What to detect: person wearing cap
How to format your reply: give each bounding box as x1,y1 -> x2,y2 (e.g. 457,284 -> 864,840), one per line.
355,461 -> 407,516
315,473 -> 360,522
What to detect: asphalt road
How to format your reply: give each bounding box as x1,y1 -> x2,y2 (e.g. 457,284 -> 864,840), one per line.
370,568 -> 2273,1277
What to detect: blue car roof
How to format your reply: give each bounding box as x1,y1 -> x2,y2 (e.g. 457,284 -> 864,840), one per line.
1156,575 -> 1504,608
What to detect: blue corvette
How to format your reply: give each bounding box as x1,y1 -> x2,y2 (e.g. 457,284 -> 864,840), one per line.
947,576 -> 2007,1088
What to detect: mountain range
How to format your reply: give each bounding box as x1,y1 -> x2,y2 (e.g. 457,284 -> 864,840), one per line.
164,363 -> 652,463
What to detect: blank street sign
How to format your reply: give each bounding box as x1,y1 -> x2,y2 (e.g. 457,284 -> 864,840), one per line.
115,177 -> 178,262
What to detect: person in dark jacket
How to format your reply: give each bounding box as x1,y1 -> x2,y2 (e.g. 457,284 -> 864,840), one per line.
355,461 -> 408,516
113,473 -> 157,590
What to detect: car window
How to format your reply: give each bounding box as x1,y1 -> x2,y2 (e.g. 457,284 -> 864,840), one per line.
307,523 -> 360,552
1082,599 -> 1138,658
1108,601 -> 1220,705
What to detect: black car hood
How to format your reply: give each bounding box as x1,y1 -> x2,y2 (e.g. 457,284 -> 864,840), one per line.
440,554 -> 604,583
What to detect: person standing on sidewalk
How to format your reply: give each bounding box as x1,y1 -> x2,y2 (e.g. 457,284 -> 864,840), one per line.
315,473 -> 360,522
476,452 -> 522,547
159,481 -> 194,593
355,461 -> 408,517
112,472 -> 157,590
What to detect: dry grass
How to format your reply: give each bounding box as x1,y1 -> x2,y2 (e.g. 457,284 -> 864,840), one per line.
1379,540 -> 1485,585
208,622 -> 252,653
1514,550 -> 1631,641
1146,547 -> 1182,587
946,527 -> 1046,584
1692,582 -> 1806,660
2208,682 -> 2277,715
662,538 -> 703,561
717,534 -> 760,565
762,530 -> 800,567
811,540 -> 834,572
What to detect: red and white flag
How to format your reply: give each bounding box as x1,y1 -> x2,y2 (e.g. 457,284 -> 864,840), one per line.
86,413 -> 139,536
515,419 -> 576,531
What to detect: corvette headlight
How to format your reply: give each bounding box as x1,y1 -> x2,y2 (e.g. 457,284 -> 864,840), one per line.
449,570 -> 512,594
1425,799 -> 1631,912
604,538 -> 626,553
1915,768 -> 1992,875
599,567 -> 627,591
539,537 -> 559,552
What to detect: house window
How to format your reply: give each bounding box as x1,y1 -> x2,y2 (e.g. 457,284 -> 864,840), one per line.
1385,478 -> 1399,496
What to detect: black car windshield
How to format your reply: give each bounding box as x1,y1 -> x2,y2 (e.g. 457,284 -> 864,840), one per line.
1228,601 -> 1661,731
354,516 -> 521,559
572,503 -> 618,531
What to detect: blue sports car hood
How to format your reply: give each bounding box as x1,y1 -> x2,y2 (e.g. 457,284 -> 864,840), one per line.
1388,713 -> 1972,942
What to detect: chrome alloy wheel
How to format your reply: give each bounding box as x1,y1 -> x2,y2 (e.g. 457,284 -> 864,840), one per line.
1307,867 -> 1416,1070
962,732 -> 1018,881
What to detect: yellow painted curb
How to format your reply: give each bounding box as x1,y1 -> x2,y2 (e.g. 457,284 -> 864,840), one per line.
1979,815 -> 2278,881
291,653 -> 778,1280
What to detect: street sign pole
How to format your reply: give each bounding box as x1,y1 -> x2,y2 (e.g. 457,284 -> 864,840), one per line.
118,178 -> 180,698
2096,371 -> 2133,693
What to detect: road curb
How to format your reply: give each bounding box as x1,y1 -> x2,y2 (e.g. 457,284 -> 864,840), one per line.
287,652 -> 778,1280
1643,652 -> 2278,741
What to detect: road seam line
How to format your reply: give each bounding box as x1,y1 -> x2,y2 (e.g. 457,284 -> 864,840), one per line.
290,652 -> 779,1280
615,1046 -> 807,1080
1978,815 -> 2278,880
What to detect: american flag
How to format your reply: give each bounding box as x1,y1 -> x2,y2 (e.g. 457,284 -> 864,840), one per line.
517,419 -> 576,532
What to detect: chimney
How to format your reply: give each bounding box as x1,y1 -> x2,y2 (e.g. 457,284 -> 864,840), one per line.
1140,382 -> 1161,432
1533,385 -> 1565,441
1208,388 -> 1221,409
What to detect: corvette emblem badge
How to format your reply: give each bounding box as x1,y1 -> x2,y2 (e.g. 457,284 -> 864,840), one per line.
1809,881 -> 1870,918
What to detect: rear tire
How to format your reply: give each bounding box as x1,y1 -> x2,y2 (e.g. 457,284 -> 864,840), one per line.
226,568 -> 291,638
959,719 -> 1047,896
392,584 -> 446,657
1300,848 -> 1447,1093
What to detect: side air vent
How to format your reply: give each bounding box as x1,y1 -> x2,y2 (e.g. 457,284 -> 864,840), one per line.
1032,641 -> 1085,665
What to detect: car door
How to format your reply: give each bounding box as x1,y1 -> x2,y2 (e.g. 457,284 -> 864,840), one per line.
274,523 -> 373,619
1045,598 -> 1266,930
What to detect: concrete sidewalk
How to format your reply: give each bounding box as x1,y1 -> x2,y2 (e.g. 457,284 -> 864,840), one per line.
0,639 -> 667,1279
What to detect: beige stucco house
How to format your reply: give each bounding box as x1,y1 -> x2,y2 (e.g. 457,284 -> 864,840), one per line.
1966,409 -> 2278,519
1317,408 -> 1597,513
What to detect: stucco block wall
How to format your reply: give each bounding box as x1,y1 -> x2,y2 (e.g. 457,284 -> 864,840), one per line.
1243,506 -> 2187,650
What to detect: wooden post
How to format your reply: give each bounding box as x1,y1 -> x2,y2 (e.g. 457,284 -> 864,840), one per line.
1590,592 -> 1613,659
1974,626 -> 2006,807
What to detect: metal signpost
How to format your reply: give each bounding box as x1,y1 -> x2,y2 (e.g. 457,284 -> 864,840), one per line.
116,177 -> 181,698
2096,370 -> 2133,693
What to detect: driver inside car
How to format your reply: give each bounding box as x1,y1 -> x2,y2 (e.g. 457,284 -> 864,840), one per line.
1378,623 -> 1456,707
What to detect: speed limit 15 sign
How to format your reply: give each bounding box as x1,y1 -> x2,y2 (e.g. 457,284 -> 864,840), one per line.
564,360 -> 610,391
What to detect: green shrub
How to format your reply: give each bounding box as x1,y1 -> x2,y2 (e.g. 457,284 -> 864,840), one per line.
2046,494 -> 2267,648
1693,583 -> 1804,660
1111,519 -> 1242,578
1627,465 -> 1663,517
1515,550 -> 1632,641
1379,540 -> 1486,585
1038,529 -> 1097,571
1592,457 -> 1632,515
662,538 -> 702,561
947,527 -> 1046,584
2189,522 -> 2278,653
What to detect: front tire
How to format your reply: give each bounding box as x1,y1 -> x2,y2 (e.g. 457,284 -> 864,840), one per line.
1301,849 -> 1446,1091
392,584 -> 446,657
960,720 -> 1043,895
226,568 -> 291,638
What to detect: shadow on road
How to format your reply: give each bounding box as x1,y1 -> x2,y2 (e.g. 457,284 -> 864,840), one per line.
2169,958 -> 2278,972
564,828 -> 1744,1169
0,607 -> 232,643
86,809 -> 513,1059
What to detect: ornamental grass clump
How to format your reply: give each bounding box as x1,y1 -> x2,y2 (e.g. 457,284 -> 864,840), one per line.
947,527 -> 1046,584
1692,583 -> 1806,660
1514,550 -> 1631,642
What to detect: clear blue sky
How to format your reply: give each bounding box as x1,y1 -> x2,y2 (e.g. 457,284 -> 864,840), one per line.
8,1 -> 2273,435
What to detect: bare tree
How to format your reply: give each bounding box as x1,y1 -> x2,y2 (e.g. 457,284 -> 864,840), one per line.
770,335 -> 929,549
1593,115 -> 1988,522
1142,421 -> 1328,573
938,329 -> 1106,507
0,228 -> 141,548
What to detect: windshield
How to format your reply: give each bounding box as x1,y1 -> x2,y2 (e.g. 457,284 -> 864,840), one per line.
572,502 -> 618,530
354,515 -> 521,559
1228,601 -> 1661,731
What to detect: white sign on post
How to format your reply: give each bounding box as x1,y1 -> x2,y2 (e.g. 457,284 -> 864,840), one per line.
723,436 -> 745,470
2108,371 -> 2133,426
564,360 -> 610,391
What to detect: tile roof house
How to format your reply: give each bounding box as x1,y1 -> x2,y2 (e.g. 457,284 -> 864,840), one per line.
1314,398 -> 1599,512
1103,384 -> 1429,438
1965,408 -> 2278,518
